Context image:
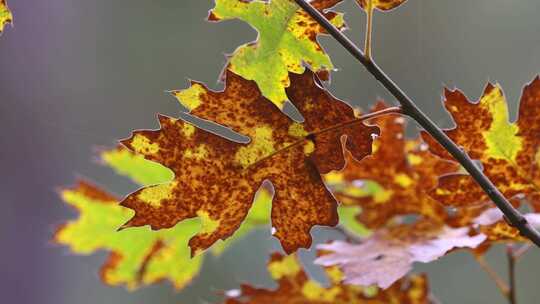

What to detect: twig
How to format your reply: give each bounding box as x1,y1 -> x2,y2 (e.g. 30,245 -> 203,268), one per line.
513,243 -> 532,261
248,106 -> 401,168
310,106 -> 401,137
507,245 -> 517,304
475,255 -> 510,298
293,0 -> 540,248
364,0 -> 374,60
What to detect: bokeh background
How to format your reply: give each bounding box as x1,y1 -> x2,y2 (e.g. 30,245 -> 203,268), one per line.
1,0 -> 540,303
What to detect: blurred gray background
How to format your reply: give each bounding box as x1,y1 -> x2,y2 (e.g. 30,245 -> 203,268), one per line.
1,0 -> 539,303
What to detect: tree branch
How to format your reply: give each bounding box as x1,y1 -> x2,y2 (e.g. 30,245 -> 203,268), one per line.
294,0 -> 540,248
475,255 -> 510,298
513,243 -> 532,261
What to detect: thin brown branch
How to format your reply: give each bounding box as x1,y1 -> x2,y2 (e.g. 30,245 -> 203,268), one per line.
364,0 -> 374,60
513,243 -> 532,260
475,255 -> 510,298
507,245 -> 517,304
293,0 -> 540,248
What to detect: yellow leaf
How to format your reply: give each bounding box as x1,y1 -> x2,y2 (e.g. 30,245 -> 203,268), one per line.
208,0 -> 345,108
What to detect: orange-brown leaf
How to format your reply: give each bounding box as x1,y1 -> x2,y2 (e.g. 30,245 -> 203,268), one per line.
121,69 -> 379,255
422,77 -> 540,208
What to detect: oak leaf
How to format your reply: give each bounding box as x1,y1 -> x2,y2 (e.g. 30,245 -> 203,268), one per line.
422,77 -> 540,209
356,0 -> 407,11
224,253 -> 432,303
208,0 -> 345,108
326,102 -> 459,228
55,181 -> 203,290
316,219 -> 485,288
121,69 -> 379,255
0,0 -> 11,33
55,148 -> 271,290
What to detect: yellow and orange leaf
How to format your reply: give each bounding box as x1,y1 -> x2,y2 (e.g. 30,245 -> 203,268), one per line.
55,181 -> 203,290
422,77 -> 540,209
224,253 -> 432,303
121,70 -> 379,255
209,0 -> 345,108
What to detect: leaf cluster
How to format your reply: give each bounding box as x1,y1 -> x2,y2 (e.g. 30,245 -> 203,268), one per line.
51,0 -> 540,302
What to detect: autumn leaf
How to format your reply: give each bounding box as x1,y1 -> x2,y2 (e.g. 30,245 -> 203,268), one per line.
0,0 -> 12,33
316,219 -> 485,289
208,0 -> 345,108
55,181 -> 203,290
121,69 -> 379,255
355,0 -> 408,12
326,102 -> 459,228
55,148 -> 271,290
421,77 -> 540,209
224,252 -> 432,303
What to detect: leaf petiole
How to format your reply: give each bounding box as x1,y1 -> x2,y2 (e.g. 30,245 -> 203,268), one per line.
475,255 -> 510,298
248,106 -> 402,169
364,0 -> 374,61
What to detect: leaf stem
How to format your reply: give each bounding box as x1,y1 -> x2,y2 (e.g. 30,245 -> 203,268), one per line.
364,1 -> 374,60
310,106 -> 401,137
475,255 -> 510,298
293,0 -> 540,248
513,243 -> 531,260
248,107 -> 401,169
507,245 -> 517,304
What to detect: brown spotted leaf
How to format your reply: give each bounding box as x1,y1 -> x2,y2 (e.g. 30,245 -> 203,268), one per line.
224,253 -> 432,304
422,77 -> 540,208
121,69 -> 379,255
326,102 -> 459,228
356,0 -> 408,11
316,219 -> 485,288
